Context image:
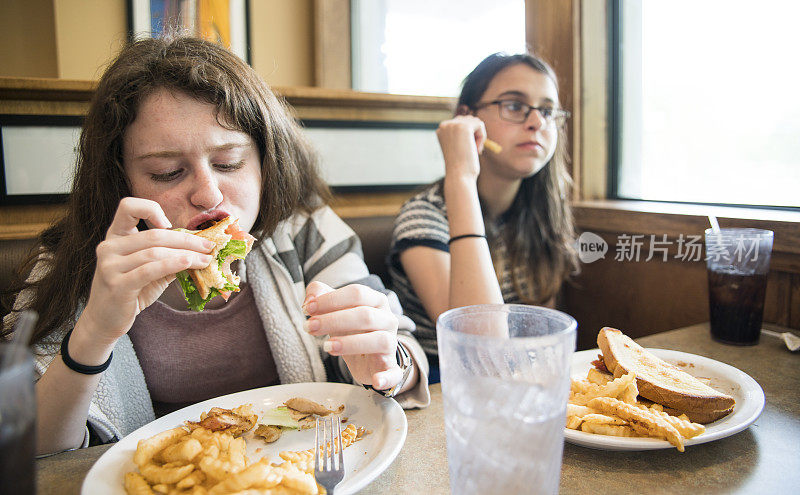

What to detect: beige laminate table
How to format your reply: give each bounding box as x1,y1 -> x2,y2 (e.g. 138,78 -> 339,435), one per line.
37,322 -> 800,494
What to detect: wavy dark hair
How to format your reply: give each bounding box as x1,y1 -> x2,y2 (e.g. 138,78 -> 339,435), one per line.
4,36 -> 330,345
459,52 -> 579,304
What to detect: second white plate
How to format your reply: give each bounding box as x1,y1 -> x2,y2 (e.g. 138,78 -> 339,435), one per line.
564,348 -> 764,451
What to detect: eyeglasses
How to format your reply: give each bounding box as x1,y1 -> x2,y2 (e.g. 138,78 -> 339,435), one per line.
473,100 -> 570,126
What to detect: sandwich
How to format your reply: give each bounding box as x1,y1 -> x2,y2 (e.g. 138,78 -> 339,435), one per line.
175,216 -> 256,311
597,327 -> 735,423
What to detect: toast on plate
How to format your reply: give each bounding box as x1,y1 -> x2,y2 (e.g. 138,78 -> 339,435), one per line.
598,327 -> 735,423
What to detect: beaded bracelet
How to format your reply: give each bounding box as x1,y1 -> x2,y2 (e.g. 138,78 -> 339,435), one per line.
448,233 -> 486,245
60,329 -> 113,375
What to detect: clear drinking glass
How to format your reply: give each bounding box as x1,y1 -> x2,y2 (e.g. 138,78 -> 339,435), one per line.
437,304 -> 576,495
0,343 -> 36,494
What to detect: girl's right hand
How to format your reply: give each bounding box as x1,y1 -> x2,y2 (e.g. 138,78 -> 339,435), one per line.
79,197 -> 215,345
436,115 -> 487,181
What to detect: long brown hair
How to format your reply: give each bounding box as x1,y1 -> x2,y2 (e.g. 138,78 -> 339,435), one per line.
4,36 -> 330,344
459,53 -> 579,304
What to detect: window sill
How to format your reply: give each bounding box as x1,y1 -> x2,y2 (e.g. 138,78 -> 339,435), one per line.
573,199 -> 800,257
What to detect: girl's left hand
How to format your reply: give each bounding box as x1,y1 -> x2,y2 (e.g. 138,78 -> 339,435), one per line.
303,281 -> 402,390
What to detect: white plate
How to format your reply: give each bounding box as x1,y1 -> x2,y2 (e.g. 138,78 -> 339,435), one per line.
564,348 -> 765,451
82,382 -> 406,494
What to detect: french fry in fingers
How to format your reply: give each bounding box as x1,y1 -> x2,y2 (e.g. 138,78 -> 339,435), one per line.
483,138 -> 502,154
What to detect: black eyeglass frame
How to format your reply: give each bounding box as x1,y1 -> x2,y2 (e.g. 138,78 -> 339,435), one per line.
472,99 -> 571,126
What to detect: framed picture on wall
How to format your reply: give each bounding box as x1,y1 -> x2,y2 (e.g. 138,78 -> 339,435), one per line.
0,115 -> 82,205
127,0 -> 250,63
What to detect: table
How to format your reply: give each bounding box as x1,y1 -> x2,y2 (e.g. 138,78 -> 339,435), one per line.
37,323 -> 799,494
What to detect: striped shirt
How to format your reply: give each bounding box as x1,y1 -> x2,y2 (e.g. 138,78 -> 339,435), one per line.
388,182 -> 529,356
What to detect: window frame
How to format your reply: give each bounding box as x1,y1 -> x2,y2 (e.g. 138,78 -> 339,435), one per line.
606,0 -> 798,212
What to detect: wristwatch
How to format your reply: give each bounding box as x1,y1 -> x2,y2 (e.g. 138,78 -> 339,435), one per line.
363,342 -> 413,398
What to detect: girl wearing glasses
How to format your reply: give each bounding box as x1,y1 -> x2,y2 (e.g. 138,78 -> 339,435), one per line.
388,53 -> 579,377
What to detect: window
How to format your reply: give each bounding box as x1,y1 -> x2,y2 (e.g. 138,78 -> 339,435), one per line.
351,0 -> 526,96
611,0 -> 800,208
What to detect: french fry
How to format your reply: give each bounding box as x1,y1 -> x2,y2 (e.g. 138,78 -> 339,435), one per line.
587,367 -> 614,385
228,437 -> 248,470
157,438 -> 202,464
277,450 -> 315,474
175,469 -> 206,490
566,403 -> 595,418
208,458 -> 282,495
580,422 -> 638,437
270,463 -> 318,494
570,372 -> 636,406
580,413 -> 627,426
588,396 -> 686,451
198,454 -> 243,483
619,378 -> 640,405
134,427 -> 188,467
565,415 -> 583,430
648,408 -> 705,439
139,462 -> 195,485
570,379 -> 592,395
483,138 -> 503,154
124,472 -> 155,495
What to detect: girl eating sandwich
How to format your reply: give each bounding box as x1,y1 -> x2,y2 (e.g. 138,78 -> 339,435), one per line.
2,36 -> 428,455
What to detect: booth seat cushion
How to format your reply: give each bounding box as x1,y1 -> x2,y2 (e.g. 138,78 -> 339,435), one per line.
341,215 -> 395,287
1,237 -> 38,317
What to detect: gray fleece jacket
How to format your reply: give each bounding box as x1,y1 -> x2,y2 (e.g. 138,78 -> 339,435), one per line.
4,206 -> 429,448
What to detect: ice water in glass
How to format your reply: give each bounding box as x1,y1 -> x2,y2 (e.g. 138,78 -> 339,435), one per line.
438,304 -> 576,494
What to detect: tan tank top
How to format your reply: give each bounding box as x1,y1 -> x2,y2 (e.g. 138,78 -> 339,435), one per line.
128,283 -> 280,416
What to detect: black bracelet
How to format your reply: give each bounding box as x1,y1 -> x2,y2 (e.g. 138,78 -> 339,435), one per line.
60,329 -> 113,375
448,233 -> 486,245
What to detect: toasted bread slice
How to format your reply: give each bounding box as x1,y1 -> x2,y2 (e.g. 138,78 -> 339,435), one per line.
661,404 -> 735,424
188,217 -> 235,300
598,327 -> 735,423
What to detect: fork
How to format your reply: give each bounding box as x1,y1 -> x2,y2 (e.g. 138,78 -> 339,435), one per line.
315,416 -> 345,494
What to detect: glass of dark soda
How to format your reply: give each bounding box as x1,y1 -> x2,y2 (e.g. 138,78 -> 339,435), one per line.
705,228 -> 773,345
0,343 -> 36,495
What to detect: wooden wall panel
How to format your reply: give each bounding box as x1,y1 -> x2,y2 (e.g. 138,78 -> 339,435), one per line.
249,0 -> 315,87
564,212 -> 799,350
313,0 -> 351,89
526,0 -> 581,193
0,0 -> 58,78
763,272 -> 791,328
563,240 -> 709,350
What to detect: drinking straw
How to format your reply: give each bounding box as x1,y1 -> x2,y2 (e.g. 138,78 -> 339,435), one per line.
1,310 -> 37,372
708,215 -> 721,233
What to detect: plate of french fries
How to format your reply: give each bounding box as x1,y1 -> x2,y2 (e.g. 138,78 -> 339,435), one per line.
564,349 -> 765,451
81,382 -> 406,494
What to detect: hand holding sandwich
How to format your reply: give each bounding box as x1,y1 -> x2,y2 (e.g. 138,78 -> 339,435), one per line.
76,198 -> 215,351
303,281 -> 417,393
